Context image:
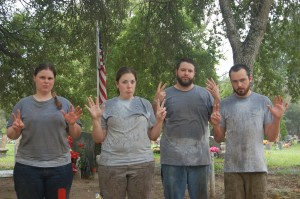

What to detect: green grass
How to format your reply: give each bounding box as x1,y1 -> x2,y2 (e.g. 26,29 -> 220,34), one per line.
153,144 -> 300,175
2,143 -> 300,175
265,144 -> 300,174
0,143 -> 15,170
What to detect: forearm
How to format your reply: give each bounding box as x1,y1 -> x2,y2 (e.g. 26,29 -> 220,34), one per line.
148,121 -> 163,141
265,118 -> 281,142
92,118 -> 106,143
212,124 -> 226,143
6,127 -> 22,140
68,123 -> 82,138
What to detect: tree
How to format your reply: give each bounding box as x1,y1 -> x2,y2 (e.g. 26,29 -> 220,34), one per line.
219,0 -> 273,70
254,1 -> 300,102
285,103 -> 300,137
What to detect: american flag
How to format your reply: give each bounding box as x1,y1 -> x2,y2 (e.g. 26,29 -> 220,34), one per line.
97,29 -> 107,104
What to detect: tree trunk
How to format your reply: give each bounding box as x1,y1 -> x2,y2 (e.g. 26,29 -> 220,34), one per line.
0,134 -> 7,148
219,0 -> 273,72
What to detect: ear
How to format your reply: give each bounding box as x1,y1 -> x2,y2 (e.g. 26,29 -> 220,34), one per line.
249,75 -> 253,82
115,81 -> 118,88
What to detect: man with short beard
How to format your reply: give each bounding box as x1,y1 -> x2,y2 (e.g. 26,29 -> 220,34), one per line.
211,64 -> 288,199
153,58 -> 220,199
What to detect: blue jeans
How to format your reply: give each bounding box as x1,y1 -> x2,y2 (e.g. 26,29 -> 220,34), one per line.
161,164 -> 209,199
14,162 -> 73,199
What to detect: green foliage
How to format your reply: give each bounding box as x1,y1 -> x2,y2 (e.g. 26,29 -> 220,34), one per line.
285,103 -> 300,137
254,1 -> 300,101
1,0 -> 300,131
219,78 -> 233,99
0,143 -> 15,170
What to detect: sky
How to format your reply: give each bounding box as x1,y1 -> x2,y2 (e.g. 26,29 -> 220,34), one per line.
215,40 -> 233,79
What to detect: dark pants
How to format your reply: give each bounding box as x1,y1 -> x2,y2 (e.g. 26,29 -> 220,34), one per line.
161,164 -> 209,199
14,162 -> 73,199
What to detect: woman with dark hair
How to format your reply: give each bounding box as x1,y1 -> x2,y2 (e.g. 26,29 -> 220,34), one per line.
6,62 -> 83,199
86,66 -> 166,199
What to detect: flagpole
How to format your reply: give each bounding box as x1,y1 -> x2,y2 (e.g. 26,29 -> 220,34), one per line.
96,21 -> 100,98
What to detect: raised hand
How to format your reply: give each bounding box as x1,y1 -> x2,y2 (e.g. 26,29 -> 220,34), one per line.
155,99 -> 167,122
61,105 -> 83,125
154,82 -> 167,103
210,104 -> 221,126
11,109 -> 24,131
85,97 -> 105,119
206,78 -> 220,101
267,96 -> 289,119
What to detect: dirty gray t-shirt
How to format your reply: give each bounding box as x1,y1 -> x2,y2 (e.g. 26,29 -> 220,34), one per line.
6,96 -> 82,167
160,85 -> 213,166
220,92 -> 273,173
98,96 -> 156,166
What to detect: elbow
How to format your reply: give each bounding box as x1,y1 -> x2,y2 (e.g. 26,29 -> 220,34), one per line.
214,137 -> 224,143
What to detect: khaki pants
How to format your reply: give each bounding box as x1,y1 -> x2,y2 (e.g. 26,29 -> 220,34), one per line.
224,172 -> 267,199
98,161 -> 155,199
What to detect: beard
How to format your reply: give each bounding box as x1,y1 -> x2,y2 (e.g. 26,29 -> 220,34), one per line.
233,84 -> 251,96
176,75 -> 194,87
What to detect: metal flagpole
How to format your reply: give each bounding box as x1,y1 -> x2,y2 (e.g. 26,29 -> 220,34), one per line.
96,21 -> 100,98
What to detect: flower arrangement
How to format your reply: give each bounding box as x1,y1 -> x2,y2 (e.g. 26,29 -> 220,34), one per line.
210,146 -> 220,158
263,140 -> 269,145
210,146 -> 220,153
68,136 -> 80,174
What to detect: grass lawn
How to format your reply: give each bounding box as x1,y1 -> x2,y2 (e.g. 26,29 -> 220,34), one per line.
153,143 -> 300,175
0,143 -> 15,170
1,143 -> 300,174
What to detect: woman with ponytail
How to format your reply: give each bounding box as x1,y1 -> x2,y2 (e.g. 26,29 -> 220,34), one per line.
6,62 -> 82,199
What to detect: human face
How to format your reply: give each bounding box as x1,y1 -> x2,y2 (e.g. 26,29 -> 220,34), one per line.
116,73 -> 136,99
33,69 -> 55,95
230,69 -> 252,97
176,61 -> 195,87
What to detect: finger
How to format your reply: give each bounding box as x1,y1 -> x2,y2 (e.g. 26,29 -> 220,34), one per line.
101,104 -> 105,112
75,106 -> 82,114
17,109 -> 21,120
284,102 -> 289,109
95,97 -> 100,106
161,83 -> 167,91
156,98 -> 160,110
84,104 -> 91,111
210,78 -> 216,86
157,82 -> 162,92
212,104 -> 217,112
69,105 -> 73,112
12,113 -> 17,121
88,97 -> 95,106
160,99 -> 166,108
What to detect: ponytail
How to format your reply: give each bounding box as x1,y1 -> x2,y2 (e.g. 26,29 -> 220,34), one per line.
52,92 -> 62,110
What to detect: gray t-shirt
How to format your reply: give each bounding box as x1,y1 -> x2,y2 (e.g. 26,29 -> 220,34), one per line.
6,95 -> 82,167
98,96 -> 156,166
160,85 -> 213,166
220,92 -> 273,173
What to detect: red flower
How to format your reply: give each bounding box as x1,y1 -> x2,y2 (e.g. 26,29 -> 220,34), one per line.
68,136 -> 80,174
78,142 -> 85,148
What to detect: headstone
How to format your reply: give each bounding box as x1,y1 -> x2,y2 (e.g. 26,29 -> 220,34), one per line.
209,136 -> 220,148
265,142 -> 271,150
277,141 -> 283,150
73,132 -> 96,178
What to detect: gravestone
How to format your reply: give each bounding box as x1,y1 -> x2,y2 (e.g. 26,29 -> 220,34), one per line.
73,132 -> 96,178
209,136 -> 220,148
265,142 -> 271,150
